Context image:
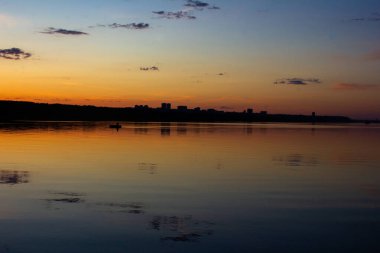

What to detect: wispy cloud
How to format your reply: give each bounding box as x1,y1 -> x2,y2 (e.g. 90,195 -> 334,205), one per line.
110,23 -> 149,29
153,0 -> 220,20
40,27 -> 88,35
350,12 -> 380,22
152,11 -> 196,20
333,83 -> 379,91
185,0 -> 209,8
208,6 -> 220,10
0,48 -> 31,60
90,23 -> 150,30
184,0 -> 220,10
140,66 -> 159,71
274,78 -> 321,85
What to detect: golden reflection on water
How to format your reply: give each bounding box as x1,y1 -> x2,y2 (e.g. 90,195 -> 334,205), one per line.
0,123 -> 379,188
0,122 -> 379,252
1,124 -> 378,202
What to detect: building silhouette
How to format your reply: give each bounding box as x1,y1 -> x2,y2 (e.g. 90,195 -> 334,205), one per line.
0,100 -> 355,123
161,103 -> 171,110
177,106 -> 188,111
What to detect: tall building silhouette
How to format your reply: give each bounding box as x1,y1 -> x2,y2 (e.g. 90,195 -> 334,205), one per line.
161,103 -> 171,110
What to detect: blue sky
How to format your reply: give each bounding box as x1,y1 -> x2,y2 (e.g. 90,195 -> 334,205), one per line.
0,0 -> 379,118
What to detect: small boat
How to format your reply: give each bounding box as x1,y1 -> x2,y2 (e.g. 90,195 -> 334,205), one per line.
109,123 -> 122,129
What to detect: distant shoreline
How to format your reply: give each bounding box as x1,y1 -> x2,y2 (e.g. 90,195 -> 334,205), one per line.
0,100 -> 377,124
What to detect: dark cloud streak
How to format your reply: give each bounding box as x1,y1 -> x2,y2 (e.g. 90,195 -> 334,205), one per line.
153,0 -> 220,20
90,23 -> 150,30
109,23 -> 149,29
184,0 -> 220,10
184,0 -> 209,8
0,48 -> 31,60
350,12 -> 380,22
153,11 -> 196,20
140,66 -> 159,71
208,6 -> 220,10
274,78 -> 321,85
41,27 -> 88,35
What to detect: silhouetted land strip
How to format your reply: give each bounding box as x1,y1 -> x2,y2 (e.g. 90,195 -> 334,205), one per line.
0,100 -> 373,123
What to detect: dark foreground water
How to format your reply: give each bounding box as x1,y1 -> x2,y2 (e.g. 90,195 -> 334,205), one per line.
0,122 -> 379,253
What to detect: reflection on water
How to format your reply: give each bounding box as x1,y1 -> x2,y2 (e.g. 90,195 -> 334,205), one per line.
361,184 -> 380,195
0,121 -> 97,132
273,154 -> 320,167
48,191 -> 85,197
160,127 -> 171,136
0,122 -> 379,252
93,202 -> 145,214
45,192 -> 86,204
150,215 -> 214,242
0,170 -> 29,185
46,197 -> 83,203
0,244 -> 11,253
138,162 -> 158,174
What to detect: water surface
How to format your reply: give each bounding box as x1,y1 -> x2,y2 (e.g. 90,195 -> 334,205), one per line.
0,122 -> 379,252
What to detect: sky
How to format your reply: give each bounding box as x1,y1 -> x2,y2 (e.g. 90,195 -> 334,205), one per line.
0,0 -> 379,119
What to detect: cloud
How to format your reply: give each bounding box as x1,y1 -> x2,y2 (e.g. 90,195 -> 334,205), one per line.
152,11 -> 196,20
208,6 -> 220,10
333,83 -> 379,91
90,23 -> 150,30
153,0 -> 220,20
109,23 -> 149,29
350,12 -> 380,22
274,78 -> 321,85
0,48 -> 31,60
140,66 -> 159,71
40,27 -> 88,35
184,0 -> 209,8
184,0 -> 220,10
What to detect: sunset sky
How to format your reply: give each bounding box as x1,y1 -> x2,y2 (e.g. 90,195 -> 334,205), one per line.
0,0 -> 379,119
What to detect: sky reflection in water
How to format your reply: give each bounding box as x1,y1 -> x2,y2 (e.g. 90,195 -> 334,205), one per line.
0,122 -> 379,253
